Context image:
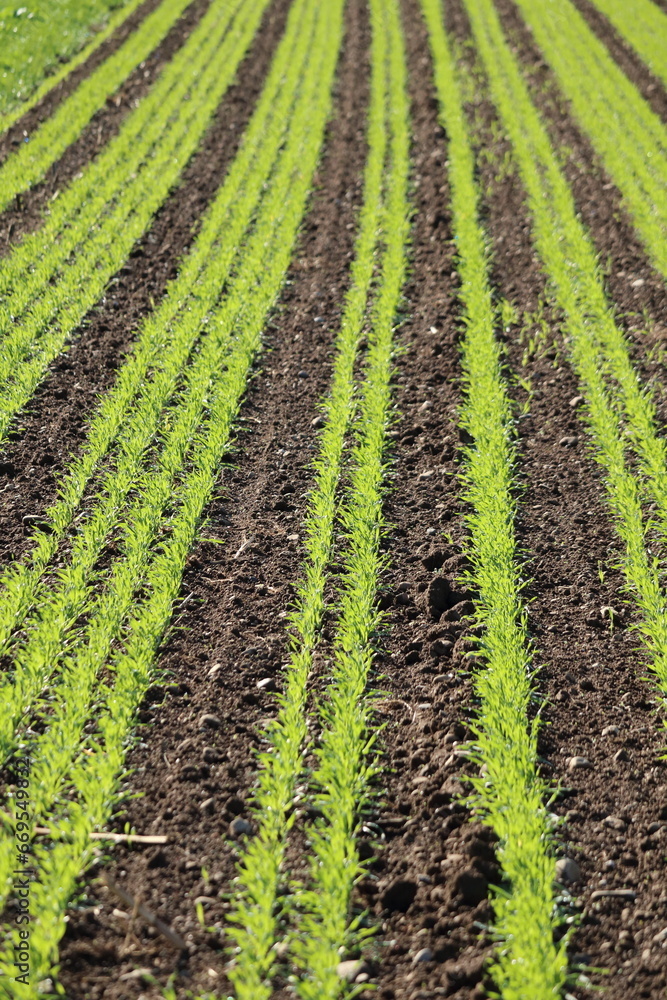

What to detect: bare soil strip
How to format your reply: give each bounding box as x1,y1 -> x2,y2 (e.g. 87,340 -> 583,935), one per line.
0,0 -> 164,148
0,0 -> 291,574
570,0 -> 667,121
56,0 -> 369,994
0,0 -> 211,244
445,0 -> 667,996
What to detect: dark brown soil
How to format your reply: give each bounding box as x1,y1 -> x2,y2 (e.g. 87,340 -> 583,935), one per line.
57,0 -> 369,995
572,0 -> 667,122
0,0 -> 211,245
3,0 -> 667,997
0,0 -> 292,571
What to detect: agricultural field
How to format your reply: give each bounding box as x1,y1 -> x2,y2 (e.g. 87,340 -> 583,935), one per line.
0,0 -> 666,997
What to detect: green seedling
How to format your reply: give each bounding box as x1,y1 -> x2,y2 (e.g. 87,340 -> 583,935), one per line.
421,0 -> 569,995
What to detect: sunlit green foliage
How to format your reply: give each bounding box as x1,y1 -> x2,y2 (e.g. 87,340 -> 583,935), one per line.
464,0 -> 667,708
588,0 -> 667,88
0,0 -> 269,445
512,0 -> 667,279
226,0 -> 381,992
420,1 -> 568,996
0,0 -> 342,989
0,0 -> 142,121
292,2 -> 409,994
0,0 -> 194,205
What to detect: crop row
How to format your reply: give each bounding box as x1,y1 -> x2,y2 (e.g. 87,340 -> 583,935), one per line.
465,0 -> 667,709
227,0 -> 409,994
511,0 -> 667,280
589,0 -> 667,90
0,0 -> 195,210
420,1 -> 568,996
0,0 -> 146,125
0,0 -> 270,769
0,0 -> 344,990
0,0 -> 665,994
0,0 -> 268,445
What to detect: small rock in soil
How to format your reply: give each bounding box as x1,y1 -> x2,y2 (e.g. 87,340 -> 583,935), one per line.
380,878 -> 418,913
614,748 -> 629,762
336,960 -> 367,983
207,664 -> 223,682
202,746 -> 222,763
199,713 -> 221,730
603,815 -> 627,831
618,930 -> 634,949
602,725 -> 620,736
559,435 -> 578,447
229,817 -> 252,838
555,857 -> 581,884
454,868 -> 488,905
412,948 -> 433,964
569,395 -> 584,407
567,756 -> 591,770
199,797 -> 215,814
430,637 -> 452,657
257,677 -> 277,691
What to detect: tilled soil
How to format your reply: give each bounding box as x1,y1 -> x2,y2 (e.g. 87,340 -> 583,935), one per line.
0,0 -> 292,570
3,0 -> 667,997
57,0 -> 369,994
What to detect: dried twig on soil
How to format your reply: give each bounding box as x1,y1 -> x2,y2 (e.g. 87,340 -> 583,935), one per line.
33,828 -> 167,845
102,874 -> 186,951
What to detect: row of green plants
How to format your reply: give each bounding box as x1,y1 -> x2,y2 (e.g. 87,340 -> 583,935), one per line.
0,0 -> 195,209
294,0 -> 409,987
0,0 -> 143,122
511,0 -> 667,280
463,0 -> 667,713
227,1 -> 409,996
0,0 -> 315,933
226,0 -> 385,991
420,1 -> 568,996
0,0 -> 270,445
590,0 -> 667,90
0,0 -> 314,847
0,0 -> 346,990
0,0 -> 285,763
